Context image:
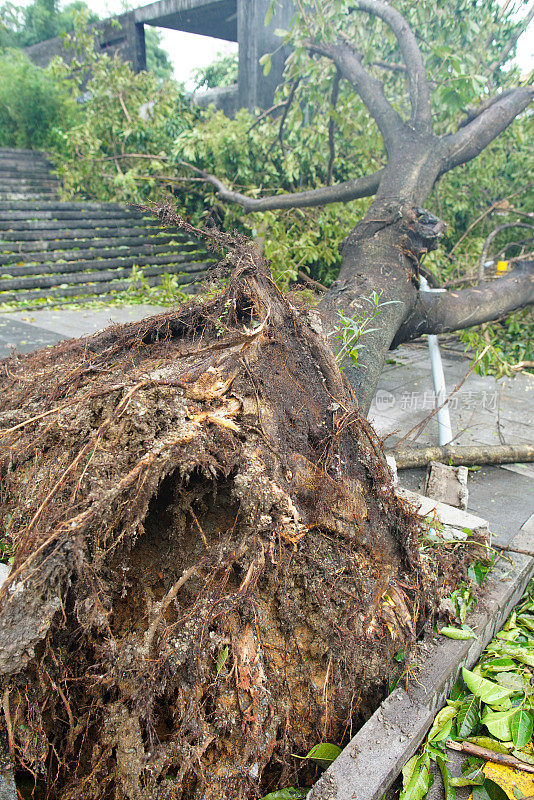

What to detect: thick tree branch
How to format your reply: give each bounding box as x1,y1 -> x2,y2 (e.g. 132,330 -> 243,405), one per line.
393,261 -> 534,344
307,39 -> 403,152
459,87 -> 517,127
350,0 -> 432,129
440,86 -> 534,172
327,69 -> 341,185
178,162 -> 384,213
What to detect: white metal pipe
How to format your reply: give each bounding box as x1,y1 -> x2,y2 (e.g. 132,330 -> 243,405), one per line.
419,276 -> 454,446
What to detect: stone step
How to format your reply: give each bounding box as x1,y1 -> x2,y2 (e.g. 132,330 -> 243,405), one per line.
0,200 -> 136,212
0,241 -> 194,266
0,186 -> 59,196
0,166 -> 55,177
0,210 -> 145,222
0,193 -> 59,201
0,224 -> 175,242
0,259 -> 210,291
0,148 -> 211,303
0,271 -> 203,303
0,147 -> 53,156
0,249 -> 208,277
0,233 -> 185,253
0,157 -> 54,169
0,217 -> 157,232
0,177 -> 58,186
0,165 -> 56,176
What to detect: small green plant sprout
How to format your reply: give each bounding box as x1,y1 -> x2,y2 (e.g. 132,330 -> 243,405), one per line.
330,291 -> 400,369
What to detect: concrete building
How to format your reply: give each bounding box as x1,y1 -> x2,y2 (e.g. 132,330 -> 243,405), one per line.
25,0 -> 296,113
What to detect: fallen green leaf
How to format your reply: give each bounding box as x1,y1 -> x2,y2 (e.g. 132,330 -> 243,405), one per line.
437,756 -> 456,800
428,705 -> 458,741
472,778 -> 509,800
216,645 -> 229,676
511,708 -> 534,749
462,668 -> 514,705
512,747 -> 534,764
294,742 -> 341,768
466,736 -> 512,754
457,695 -> 480,738
399,753 -> 433,800
450,762 -> 485,786
441,627 -> 476,640
481,707 -> 517,741
481,657 -> 516,673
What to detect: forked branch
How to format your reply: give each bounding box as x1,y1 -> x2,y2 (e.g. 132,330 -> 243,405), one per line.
349,0 -> 432,128
306,39 -> 403,151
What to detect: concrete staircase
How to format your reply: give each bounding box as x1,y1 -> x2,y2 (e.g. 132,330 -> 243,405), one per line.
0,148 -> 212,304
0,148 -> 60,201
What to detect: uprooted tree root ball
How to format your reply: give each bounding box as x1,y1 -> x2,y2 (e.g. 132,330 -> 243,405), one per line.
1,229 -> 448,799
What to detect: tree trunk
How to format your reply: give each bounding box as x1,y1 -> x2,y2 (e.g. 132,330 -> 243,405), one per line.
318,183 -> 446,414
0,243 -> 440,799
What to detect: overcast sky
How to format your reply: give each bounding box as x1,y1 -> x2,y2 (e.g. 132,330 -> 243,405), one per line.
15,0 -> 534,86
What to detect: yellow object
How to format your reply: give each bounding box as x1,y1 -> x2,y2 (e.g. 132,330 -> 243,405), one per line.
468,761 -> 534,799
496,260 -> 509,274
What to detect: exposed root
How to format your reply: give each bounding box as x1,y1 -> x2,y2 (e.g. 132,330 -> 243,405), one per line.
0,226 -> 444,799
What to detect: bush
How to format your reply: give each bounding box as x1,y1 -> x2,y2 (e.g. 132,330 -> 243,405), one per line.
0,49 -> 76,149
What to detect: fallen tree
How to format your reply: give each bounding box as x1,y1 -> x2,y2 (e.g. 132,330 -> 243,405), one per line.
1,2 -> 532,798
190,0 -> 534,414
0,235 -> 464,799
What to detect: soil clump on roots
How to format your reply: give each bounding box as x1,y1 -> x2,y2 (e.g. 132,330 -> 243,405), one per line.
0,225 -> 445,799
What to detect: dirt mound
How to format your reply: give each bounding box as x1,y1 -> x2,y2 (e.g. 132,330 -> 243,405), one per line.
0,227 -> 435,799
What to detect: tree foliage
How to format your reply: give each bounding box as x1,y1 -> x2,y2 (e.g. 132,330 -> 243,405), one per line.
1,1 -> 532,373
192,52 -> 238,90
0,48 -> 76,148
144,27 -> 173,82
0,0 -> 98,47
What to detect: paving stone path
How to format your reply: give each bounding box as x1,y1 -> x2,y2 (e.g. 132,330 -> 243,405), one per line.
0,148 -> 213,303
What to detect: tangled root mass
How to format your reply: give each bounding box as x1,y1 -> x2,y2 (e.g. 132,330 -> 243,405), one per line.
0,224 -> 433,799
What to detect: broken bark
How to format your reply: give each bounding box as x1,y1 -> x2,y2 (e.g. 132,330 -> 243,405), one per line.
0,235 -> 454,800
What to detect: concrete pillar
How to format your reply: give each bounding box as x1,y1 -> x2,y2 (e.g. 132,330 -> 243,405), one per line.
237,0 -> 296,111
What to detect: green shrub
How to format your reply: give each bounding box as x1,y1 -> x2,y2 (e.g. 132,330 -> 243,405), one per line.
0,49 -> 76,148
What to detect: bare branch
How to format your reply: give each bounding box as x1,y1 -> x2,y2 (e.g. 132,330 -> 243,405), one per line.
371,59 -> 406,73
440,86 -> 534,172
394,261 -> 534,343
477,222 -> 534,280
247,101 -> 289,133
350,0 -> 432,128
178,161 -> 384,213
447,183 -> 533,258
327,69 -> 341,185
489,3 -> 534,74
307,39 -> 403,151
276,79 -> 300,161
